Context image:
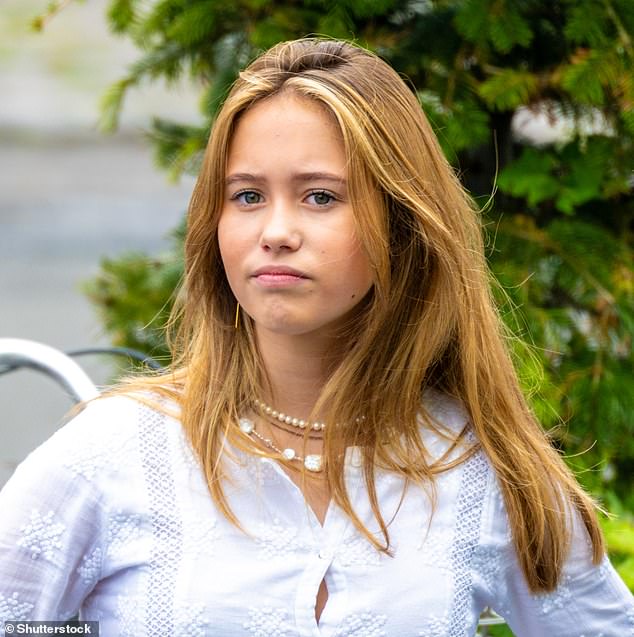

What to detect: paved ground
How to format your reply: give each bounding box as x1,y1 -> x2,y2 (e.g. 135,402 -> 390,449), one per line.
0,133 -> 194,487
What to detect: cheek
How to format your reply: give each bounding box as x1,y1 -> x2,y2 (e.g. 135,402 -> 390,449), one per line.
217,217 -> 243,281
346,241 -> 375,295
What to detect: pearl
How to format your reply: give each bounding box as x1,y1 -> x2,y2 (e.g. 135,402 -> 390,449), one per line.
282,448 -> 296,460
238,418 -> 254,434
304,455 -> 323,472
254,398 -> 335,434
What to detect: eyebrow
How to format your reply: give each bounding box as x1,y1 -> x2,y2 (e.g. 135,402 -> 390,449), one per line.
224,172 -> 346,186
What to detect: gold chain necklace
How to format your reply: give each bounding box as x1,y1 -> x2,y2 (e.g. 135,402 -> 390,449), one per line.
238,417 -> 324,472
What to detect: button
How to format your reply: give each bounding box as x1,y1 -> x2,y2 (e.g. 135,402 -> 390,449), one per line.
318,549 -> 333,560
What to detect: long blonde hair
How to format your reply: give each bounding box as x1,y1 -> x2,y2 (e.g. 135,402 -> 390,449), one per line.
134,38 -> 603,592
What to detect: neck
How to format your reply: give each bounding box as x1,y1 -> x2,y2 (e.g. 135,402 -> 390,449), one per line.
255,329 -> 341,420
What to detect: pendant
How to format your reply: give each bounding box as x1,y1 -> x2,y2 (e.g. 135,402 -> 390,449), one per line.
304,454 -> 323,472
239,417 -> 254,434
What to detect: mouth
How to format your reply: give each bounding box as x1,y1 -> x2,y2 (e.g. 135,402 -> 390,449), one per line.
251,266 -> 309,286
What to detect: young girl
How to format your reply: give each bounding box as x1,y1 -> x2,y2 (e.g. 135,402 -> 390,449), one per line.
0,38 -> 632,636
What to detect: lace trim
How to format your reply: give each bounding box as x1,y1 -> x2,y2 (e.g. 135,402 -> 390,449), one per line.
447,449 -> 490,636
138,405 -> 183,635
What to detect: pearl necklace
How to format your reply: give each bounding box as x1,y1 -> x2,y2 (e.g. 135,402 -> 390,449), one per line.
238,417 -> 324,473
254,399 -> 326,432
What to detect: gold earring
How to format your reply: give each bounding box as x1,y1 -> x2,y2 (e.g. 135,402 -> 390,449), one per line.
234,302 -> 240,329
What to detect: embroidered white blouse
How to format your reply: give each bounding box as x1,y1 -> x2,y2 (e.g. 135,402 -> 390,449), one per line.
0,393 -> 632,637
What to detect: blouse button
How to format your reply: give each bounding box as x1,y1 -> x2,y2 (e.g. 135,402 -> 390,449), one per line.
318,549 -> 333,560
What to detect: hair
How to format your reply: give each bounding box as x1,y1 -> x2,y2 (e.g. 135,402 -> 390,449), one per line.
129,37 -> 604,592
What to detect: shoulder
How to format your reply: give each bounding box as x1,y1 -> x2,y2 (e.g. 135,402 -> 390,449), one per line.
7,393 -> 180,492
421,387 -> 470,431
30,394 -> 146,463
418,388 -> 474,463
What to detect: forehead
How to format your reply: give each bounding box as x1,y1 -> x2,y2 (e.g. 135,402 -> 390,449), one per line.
225,92 -> 346,174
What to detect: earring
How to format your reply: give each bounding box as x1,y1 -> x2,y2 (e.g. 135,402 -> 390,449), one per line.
234,302 -> 240,329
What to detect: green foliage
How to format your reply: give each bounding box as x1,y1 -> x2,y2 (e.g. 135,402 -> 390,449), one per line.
478,70 -> 539,111
83,226 -> 185,364
489,215 -> 634,504
497,136 -> 629,214
601,495 -> 634,589
455,0 -> 533,53
50,0 -> 634,546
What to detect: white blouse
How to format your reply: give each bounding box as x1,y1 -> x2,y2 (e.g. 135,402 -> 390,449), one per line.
0,393 -> 632,637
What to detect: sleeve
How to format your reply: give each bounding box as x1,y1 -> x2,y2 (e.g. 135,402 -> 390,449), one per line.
0,412 -> 108,622
476,476 -> 634,637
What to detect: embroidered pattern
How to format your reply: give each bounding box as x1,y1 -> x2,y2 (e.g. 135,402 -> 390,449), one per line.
255,520 -> 309,560
332,611 -> 387,637
138,405 -> 183,636
447,450 -> 490,637
115,594 -> 142,637
536,573 -> 572,614
243,607 -> 288,637
418,529 -> 454,570
17,509 -> 65,562
471,545 -> 511,620
174,603 -> 209,637
182,508 -> 218,557
61,429 -> 136,481
77,546 -> 103,585
471,544 -> 501,593
337,531 -> 381,567
107,511 -> 144,560
0,591 -> 34,621
244,456 -> 286,487
62,446 -> 109,481
418,613 -> 450,637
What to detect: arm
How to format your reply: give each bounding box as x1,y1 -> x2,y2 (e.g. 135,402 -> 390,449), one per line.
474,475 -> 634,636
0,410 -> 109,621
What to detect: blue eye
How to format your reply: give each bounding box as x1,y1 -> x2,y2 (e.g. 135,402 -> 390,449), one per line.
308,191 -> 336,206
234,190 -> 262,205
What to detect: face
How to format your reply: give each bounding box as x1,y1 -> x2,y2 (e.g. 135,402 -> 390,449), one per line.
218,92 -> 374,342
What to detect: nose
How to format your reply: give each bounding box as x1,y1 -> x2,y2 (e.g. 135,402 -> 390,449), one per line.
259,198 -> 301,253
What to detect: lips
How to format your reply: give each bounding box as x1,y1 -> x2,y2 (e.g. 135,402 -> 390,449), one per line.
251,265 -> 309,286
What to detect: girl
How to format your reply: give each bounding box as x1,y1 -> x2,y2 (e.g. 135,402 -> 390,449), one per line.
0,38 -> 632,636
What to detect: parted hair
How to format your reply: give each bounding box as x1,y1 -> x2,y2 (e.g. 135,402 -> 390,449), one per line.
136,37 -> 604,592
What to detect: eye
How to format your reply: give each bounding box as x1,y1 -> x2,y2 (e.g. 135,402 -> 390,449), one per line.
307,190 -> 336,206
232,190 -> 263,205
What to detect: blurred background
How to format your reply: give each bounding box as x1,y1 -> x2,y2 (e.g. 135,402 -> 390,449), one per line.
0,0 -> 197,486
0,1 -> 632,620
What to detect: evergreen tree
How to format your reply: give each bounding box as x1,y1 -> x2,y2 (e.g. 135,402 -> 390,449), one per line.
39,0 -> 634,600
